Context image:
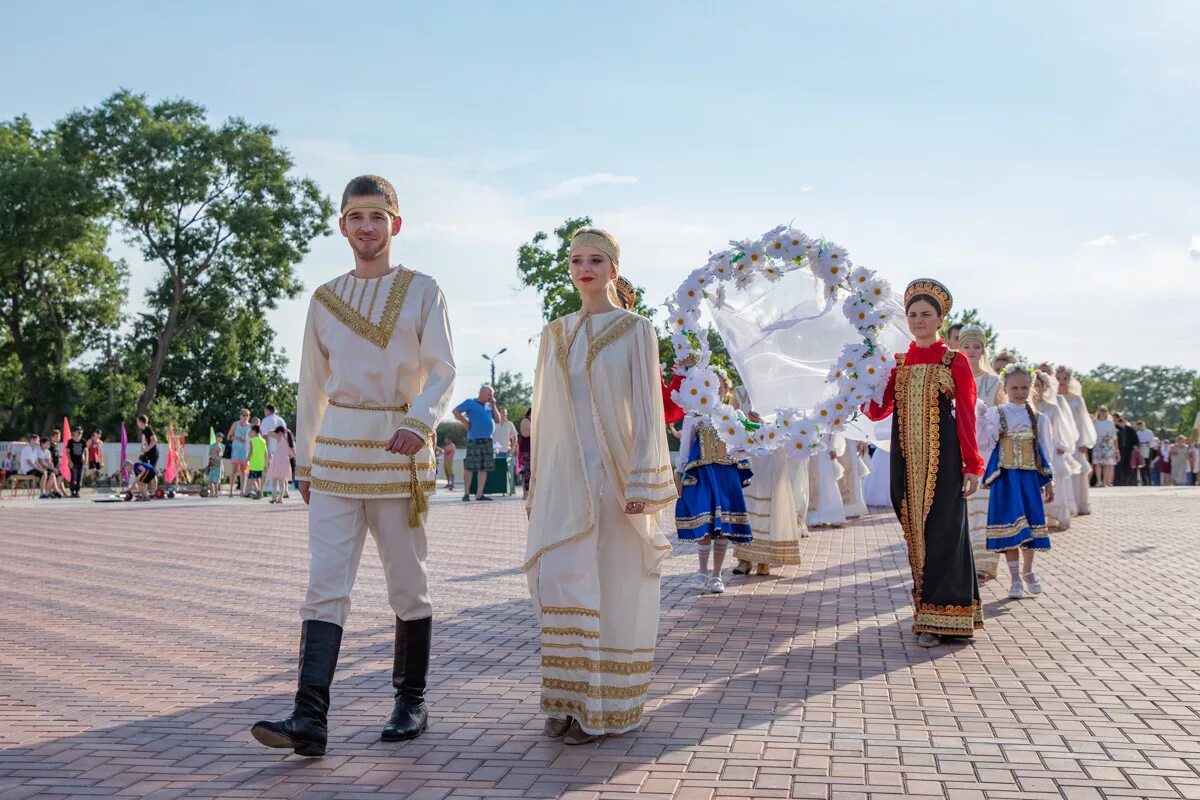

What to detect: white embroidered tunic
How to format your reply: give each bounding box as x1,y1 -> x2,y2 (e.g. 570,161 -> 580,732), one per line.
296,266 -> 456,498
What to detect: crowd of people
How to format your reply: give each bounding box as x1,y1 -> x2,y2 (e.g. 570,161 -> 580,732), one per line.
91,174 -> 1181,757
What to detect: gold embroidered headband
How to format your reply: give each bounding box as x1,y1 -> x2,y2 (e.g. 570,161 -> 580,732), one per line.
570,229 -> 620,266
341,196 -> 400,217
958,324 -> 986,346
904,278 -> 953,316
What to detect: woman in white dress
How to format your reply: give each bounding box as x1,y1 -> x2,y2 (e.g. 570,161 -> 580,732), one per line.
525,228 -> 676,745
1032,371 -> 1075,530
958,325 -> 1002,580
806,433 -> 847,528
1091,406 -> 1119,487
838,440 -> 871,519
1055,366 -> 1097,514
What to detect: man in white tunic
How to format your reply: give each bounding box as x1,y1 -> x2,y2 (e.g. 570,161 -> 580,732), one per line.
251,175 -> 455,757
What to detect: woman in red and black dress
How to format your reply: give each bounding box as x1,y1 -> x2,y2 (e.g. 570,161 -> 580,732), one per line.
863,278 -> 985,647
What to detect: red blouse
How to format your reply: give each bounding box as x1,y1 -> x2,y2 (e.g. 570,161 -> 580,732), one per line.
661,374 -> 685,425
863,339 -> 985,476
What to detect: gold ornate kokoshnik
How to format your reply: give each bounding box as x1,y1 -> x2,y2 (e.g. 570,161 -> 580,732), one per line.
314,268 -> 414,349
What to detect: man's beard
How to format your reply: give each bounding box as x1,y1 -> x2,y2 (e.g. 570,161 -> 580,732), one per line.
351,237 -> 389,261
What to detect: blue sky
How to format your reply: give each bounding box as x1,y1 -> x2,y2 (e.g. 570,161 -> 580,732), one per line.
4,1 -> 1198,400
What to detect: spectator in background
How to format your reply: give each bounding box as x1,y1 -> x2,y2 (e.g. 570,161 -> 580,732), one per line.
39,436 -> 63,498
1188,439 -> 1199,486
66,427 -> 86,498
47,430 -> 67,498
1091,407 -> 1119,487
1135,421 -> 1155,486
206,433 -> 225,497
19,435 -> 44,495
519,408 -> 532,500
946,322 -> 964,350
228,409 -> 253,497
492,408 -> 517,458
439,437 -> 457,491
1170,437 -> 1190,486
1114,413 -> 1138,486
86,431 -> 104,481
453,385 -> 500,502
246,424 -> 267,499
261,404 -> 287,498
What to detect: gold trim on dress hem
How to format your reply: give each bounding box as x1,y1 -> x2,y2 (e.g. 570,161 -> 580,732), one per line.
542,678 -> 650,700
540,642 -> 656,655
542,655 -> 653,675
541,606 -> 601,618
522,526 -> 595,573
542,627 -> 600,639
540,697 -> 644,732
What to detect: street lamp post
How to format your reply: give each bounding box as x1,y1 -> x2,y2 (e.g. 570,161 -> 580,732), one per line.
482,347 -> 507,396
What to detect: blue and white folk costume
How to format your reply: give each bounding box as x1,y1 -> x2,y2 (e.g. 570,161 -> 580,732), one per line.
978,403 -> 1055,551
674,416 -> 753,543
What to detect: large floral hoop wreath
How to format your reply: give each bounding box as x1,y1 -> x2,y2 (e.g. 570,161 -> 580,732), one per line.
666,225 -> 897,461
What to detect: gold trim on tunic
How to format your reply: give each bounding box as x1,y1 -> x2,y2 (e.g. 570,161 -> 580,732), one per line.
314,268 -> 415,349
399,417 -> 435,439
309,477 -> 437,495
327,399 -> 411,412
295,465 -> 312,479
311,457 -> 436,472
586,313 -> 639,369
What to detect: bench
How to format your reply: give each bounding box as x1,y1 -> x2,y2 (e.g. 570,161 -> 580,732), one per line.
7,474 -> 39,498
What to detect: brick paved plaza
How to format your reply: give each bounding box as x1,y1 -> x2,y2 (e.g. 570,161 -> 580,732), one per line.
2,486 -> 1199,799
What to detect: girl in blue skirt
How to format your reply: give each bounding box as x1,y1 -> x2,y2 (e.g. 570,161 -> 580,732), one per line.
674,375 -> 753,594
978,365 -> 1056,600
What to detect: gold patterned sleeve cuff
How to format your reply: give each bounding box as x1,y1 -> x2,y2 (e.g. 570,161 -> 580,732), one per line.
398,417 -> 435,441
295,465 -> 312,479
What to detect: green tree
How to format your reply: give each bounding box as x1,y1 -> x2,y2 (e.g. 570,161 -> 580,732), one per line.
58,90 -> 333,417
1087,364 -> 1198,434
517,216 -> 656,322
0,115 -> 127,435
492,369 -> 532,420
1078,374 -> 1121,417
123,306 -> 296,441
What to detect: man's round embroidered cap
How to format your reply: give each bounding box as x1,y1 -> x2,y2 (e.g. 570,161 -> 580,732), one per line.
340,174 -> 400,217
957,324 -> 986,347
904,278 -> 953,316
570,228 -> 620,266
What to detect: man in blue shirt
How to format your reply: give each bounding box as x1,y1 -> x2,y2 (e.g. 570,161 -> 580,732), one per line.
453,385 -> 501,501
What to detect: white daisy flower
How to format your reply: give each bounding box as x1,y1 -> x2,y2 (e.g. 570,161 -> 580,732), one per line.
763,227 -> 790,261
781,229 -> 810,261
711,285 -> 728,310
848,266 -> 873,289
814,244 -> 850,285
733,270 -> 755,290
741,242 -> 767,272
761,263 -> 783,282
865,276 -> 891,301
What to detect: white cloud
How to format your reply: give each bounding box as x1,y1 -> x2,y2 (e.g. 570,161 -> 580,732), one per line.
1190,234 -> 1200,261
1127,232 -> 1149,240
1084,234 -> 1119,247
536,172 -> 638,199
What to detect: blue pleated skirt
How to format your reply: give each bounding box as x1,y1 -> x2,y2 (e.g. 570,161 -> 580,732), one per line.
985,448 -> 1052,551
674,448 -> 753,543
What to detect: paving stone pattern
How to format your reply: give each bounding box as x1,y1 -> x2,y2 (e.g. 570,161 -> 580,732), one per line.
1,486 -> 1199,799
